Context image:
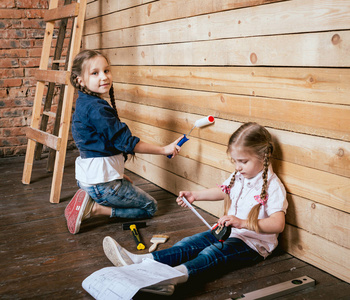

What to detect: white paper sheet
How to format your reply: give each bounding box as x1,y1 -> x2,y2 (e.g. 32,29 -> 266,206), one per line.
82,258 -> 184,300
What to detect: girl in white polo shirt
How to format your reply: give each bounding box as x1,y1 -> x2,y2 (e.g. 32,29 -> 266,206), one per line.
102,122 -> 288,296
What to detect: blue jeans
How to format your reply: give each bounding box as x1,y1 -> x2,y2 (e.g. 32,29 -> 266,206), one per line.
152,231 -> 263,278
78,179 -> 157,219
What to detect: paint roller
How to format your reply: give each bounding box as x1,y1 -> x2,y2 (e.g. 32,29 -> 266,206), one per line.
167,115 -> 215,158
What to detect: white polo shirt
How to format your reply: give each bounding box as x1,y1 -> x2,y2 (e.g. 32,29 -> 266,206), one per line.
222,165 -> 288,258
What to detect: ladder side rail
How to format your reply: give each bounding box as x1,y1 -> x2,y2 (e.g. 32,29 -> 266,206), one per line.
47,5 -> 74,171
22,17 -> 57,184
50,0 -> 87,203
47,83 -> 66,172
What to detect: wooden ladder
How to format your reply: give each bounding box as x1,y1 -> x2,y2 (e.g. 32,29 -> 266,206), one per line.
22,0 -> 87,203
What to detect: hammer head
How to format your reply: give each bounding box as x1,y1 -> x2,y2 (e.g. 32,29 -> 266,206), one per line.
122,221 -> 147,230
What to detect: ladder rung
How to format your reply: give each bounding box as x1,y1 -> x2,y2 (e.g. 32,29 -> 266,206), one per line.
44,3 -> 80,22
34,69 -> 70,85
52,59 -> 66,64
43,111 -> 57,118
26,127 -> 61,151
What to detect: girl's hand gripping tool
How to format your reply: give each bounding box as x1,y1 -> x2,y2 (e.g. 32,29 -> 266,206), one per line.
167,115 -> 215,158
210,223 -> 231,242
181,196 -> 231,242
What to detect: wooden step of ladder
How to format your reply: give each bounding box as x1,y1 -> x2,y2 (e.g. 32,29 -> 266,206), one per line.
22,0 -> 87,203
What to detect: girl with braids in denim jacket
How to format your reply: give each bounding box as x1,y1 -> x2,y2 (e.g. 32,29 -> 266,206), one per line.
64,50 -> 183,234
101,122 -> 288,296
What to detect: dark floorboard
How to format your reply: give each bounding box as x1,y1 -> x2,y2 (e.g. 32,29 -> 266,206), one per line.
0,150 -> 350,299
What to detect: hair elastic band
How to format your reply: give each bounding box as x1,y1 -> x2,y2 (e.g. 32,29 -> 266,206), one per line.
218,184 -> 231,194
254,194 -> 268,205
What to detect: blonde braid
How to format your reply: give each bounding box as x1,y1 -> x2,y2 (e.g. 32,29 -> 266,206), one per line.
260,149 -> 270,201
226,122 -> 273,233
246,146 -> 271,232
224,171 -> 237,215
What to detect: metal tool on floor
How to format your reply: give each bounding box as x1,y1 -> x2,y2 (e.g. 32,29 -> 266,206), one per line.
167,115 -> 215,158
228,276 -> 315,300
122,222 -> 147,250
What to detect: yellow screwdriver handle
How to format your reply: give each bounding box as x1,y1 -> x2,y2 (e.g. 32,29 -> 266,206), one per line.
130,225 -> 145,250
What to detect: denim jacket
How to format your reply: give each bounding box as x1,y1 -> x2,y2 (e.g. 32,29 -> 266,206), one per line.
72,91 -> 140,158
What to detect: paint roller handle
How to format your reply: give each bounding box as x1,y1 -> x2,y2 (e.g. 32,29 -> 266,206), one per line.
176,134 -> 189,147
167,135 -> 189,158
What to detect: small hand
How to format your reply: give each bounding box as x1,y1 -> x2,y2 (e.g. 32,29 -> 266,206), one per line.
176,191 -> 195,207
218,215 -> 245,229
165,136 -> 184,158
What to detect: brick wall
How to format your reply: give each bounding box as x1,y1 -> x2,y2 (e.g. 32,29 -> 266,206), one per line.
0,0 -> 75,158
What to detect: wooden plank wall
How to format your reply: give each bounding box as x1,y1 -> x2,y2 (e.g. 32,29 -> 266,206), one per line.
82,0 -> 350,283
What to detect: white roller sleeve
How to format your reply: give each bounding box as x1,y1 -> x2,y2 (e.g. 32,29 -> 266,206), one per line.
194,116 -> 215,128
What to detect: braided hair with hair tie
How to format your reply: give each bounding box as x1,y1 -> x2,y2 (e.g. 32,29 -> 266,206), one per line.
223,122 -> 274,233
246,139 -> 272,232
70,49 -> 129,162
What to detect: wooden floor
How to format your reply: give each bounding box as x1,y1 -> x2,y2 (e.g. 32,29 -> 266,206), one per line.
1,150 -> 350,300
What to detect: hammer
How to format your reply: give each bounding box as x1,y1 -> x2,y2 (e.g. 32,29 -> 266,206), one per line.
122,222 -> 147,250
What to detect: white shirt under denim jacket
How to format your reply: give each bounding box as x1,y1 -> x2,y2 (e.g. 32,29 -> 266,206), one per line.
72,92 -> 140,186
222,165 -> 288,259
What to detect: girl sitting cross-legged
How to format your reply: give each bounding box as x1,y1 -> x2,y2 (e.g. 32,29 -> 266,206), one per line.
102,122 -> 288,296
